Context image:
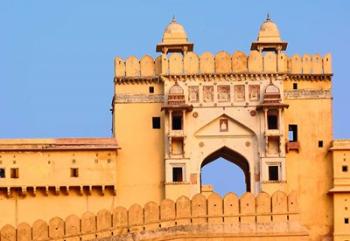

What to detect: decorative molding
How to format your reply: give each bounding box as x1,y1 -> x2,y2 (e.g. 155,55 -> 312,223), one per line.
284,90 -> 332,100
114,94 -> 165,103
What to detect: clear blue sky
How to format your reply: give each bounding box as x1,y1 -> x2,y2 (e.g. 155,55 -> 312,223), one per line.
1,1 -> 349,195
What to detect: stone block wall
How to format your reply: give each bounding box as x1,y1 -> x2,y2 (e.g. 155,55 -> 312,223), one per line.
114,51 -> 332,78
0,191 -> 307,241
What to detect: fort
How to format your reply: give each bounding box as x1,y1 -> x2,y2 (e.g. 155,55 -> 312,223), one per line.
0,16 -> 349,241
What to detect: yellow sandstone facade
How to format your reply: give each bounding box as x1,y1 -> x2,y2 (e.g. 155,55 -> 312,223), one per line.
0,17 -> 349,241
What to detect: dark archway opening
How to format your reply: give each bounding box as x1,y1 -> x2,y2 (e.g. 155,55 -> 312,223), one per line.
201,147 -> 251,195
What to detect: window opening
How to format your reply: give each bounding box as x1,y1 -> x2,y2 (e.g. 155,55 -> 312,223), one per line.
172,167 -> 183,182
149,86 -> 154,94
343,165 -> 348,172
10,168 -> 19,178
70,168 -> 79,178
288,125 -> 298,142
267,110 -> 278,130
172,112 -> 183,130
345,217 -> 349,224
318,140 -> 323,148
152,117 -> 161,129
293,83 -> 298,90
0,168 -> 5,178
268,165 -> 279,181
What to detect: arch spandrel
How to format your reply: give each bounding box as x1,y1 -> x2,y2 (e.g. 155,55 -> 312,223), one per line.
194,114 -> 256,138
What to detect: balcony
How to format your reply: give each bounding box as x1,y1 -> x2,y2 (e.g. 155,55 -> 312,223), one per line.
286,141 -> 300,153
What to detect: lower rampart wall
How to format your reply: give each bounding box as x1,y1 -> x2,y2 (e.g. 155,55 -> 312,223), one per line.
0,191 -> 308,241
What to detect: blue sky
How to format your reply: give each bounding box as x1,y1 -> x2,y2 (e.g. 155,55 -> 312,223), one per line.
1,1 -> 349,195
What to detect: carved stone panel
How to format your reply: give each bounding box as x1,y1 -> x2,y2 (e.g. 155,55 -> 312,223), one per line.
249,85 -> 260,101
234,85 -> 245,102
217,85 -> 230,102
188,86 -> 199,103
203,86 -> 214,103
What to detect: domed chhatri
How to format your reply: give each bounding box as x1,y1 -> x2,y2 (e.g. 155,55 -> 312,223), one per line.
156,17 -> 194,54
251,14 -> 287,52
257,14 -> 282,43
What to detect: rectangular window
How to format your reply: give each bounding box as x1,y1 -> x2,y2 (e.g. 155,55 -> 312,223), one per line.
267,110 -> 279,130
172,167 -> 183,182
343,165 -> 348,172
152,117 -> 161,129
172,112 -> 183,130
0,168 -> 5,178
268,166 -> 279,181
318,140 -> 323,148
70,168 -> 79,178
149,86 -> 154,94
293,83 -> 298,90
345,217 -> 349,224
10,168 -> 19,178
288,125 -> 298,142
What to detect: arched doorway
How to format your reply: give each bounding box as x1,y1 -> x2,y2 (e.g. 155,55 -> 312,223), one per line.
200,146 -> 251,195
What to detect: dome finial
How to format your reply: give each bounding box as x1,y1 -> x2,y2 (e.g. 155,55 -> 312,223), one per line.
266,13 -> 271,21
172,15 -> 176,23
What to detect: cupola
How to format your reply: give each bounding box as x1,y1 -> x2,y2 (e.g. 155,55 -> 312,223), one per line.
251,15 -> 287,53
156,17 -> 194,54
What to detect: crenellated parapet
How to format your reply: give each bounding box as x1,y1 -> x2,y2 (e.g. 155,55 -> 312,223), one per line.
114,51 -> 332,81
0,191 -> 308,241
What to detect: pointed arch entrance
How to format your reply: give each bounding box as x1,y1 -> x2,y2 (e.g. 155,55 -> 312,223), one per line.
200,146 -> 251,192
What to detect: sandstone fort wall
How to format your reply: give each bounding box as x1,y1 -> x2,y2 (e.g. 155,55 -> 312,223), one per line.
0,191 -> 306,241
114,51 -> 332,78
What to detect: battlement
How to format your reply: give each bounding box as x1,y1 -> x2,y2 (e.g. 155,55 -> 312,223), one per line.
114,51 -> 332,79
0,191 -> 308,241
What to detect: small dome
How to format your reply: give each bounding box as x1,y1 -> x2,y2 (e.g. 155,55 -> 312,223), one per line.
162,17 -> 189,45
265,84 -> 280,94
257,16 -> 281,43
169,82 -> 184,95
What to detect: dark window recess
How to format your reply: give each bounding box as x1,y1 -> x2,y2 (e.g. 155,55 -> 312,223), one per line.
152,117 -> 161,129
293,83 -> 298,90
0,168 -> 5,178
149,86 -> 154,94
70,168 -> 79,178
318,140 -> 324,148
343,165 -> 349,172
345,217 -> 349,224
267,114 -> 278,129
172,167 -> 183,182
268,166 -> 279,181
288,125 -> 298,142
10,168 -> 19,178
172,113 -> 183,130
